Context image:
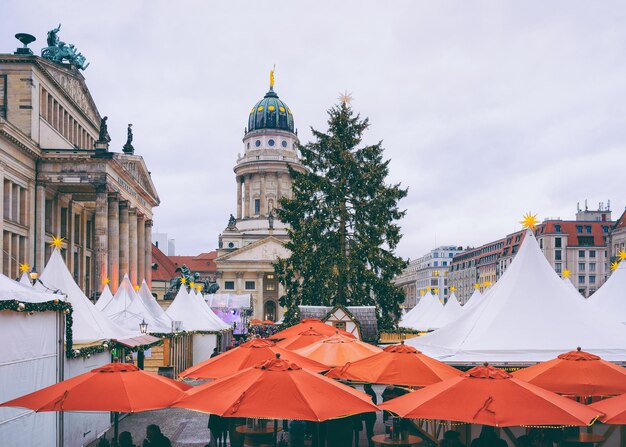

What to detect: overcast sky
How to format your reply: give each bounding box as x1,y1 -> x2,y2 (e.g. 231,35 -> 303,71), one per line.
3,1 -> 626,259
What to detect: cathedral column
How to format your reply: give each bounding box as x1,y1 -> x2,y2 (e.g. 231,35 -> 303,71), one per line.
235,272 -> 244,294
107,193 -> 120,290
129,207 -> 138,285
236,176 -> 242,219
276,172 -> 282,206
137,213 -> 146,284
34,183 -> 46,273
256,272 -> 265,320
119,200 -> 129,278
244,175 -> 251,218
144,219 -> 153,286
94,185 -> 108,293
260,174 -> 267,217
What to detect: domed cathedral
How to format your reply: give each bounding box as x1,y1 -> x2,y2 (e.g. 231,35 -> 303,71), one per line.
215,70 -> 305,322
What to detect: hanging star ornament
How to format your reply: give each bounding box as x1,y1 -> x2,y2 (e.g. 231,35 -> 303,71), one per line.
474,283 -> 481,290
189,282 -> 196,289
134,285 -> 140,292
520,212 -> 539,230
611,261 -> 620,272
103,277 -> 111,285
450,286 -> 457,292
562,269 -> 571,279
19,263 -> 30,273
180,277 -> 187,285
618,250 -> 626,261
50,236 -> 64,249
433,288 -> 439,294
338,90 -> 353,106
483,280 -> 492,288
196,284 -> 203,292
419,290 -> 425,296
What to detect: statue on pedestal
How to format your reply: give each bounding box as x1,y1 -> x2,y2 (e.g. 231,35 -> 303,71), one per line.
41,24 -> 90,70
122,124 -> 134,154
97,116 -> 111,143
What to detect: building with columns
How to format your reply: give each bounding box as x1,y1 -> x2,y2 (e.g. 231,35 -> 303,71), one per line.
0,34 -> 159,298
215,77 -> 305,322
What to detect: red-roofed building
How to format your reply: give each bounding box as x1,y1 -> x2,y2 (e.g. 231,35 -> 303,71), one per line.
610,209 -> 626,260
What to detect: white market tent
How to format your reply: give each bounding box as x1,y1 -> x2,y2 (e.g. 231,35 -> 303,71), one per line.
0,274 -> 60,446
94,284 -> 114,311
563,276 -> 585,301
399,291 -> 444,331
137,280 -> 173,330
399,296 -> 424,327
35,248 -> 137,344
407,230 -> 626,363
206,293 -> 252,309
587,260 -> 626,324
198,292 -> 232,331
100,274 -> 171,334
430,292 -> 464,330
461,288 -> 482,310
18,272 -> 32,288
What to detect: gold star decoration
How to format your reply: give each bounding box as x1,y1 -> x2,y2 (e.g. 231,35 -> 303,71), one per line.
611,261 -> 620,272
196,285 -> 203,292
520,212 -> 539,230
134,285 -> 140,292
483,280 -> 492,288
338,90 -> 353,105
474,283 -> 481,290
19,263 -> 30,273
180,277 -> 187,285
419,290 -> 425,296
426,286 -> 431,292
103,277 -> 111,285
50,236 -> 64,249
433,288 -> 439,294
562,269 -> 571,279
189,282 -> 196,289
450,286 -> 457,292
618,250 -> 626,261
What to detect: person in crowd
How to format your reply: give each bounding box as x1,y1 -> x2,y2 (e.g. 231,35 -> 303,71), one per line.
227,417 -> 246,447
289,420 -> 306,447
119,431 -> 136,447
142,424 -> 171,447
470,426 -> 508,447
326,417 -> 355,447
441,430 -> 465,447
208,414 -> 227,446
210,347 -> 219,358
362,384 -> 378,447
97,437 -> 110,447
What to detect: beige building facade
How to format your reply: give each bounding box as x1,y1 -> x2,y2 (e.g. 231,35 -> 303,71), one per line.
215,80 -> 305,321
0,41 -> 158,298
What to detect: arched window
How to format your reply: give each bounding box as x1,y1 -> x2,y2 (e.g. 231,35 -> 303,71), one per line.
264,300 -> 276,322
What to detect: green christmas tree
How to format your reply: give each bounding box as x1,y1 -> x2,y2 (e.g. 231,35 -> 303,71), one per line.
275,100 -> 408,329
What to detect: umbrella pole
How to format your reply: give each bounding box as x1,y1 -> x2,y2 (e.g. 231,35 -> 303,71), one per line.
274,419 -> 278,447
113,411 -> 119,447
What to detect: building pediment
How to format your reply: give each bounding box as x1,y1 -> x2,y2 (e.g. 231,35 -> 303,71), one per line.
216,236 -> 289,263
111,154 -> 160,206
38,59 -> 101,127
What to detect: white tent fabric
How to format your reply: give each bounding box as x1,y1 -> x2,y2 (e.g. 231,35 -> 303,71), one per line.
198,292 -> 231,330
430,293 -> 464,330
399,292 -> 443,331
563,277 -> 585,301
18,272 -> 32,288
588,261 -> 626,324
100,274 -> 171,333
137,280 -> 173,330
35,249 -> 137,343
165,287 -> 224,332
407,230 -> 626,363
94,284 -> 114,311
0,273 -> 56,303
206,293 -> 252,308
399,296 -> 424,327
461,289 -> 482,310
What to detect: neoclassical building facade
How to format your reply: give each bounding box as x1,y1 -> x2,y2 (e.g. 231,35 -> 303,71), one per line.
215,77 -> 305,321
0,35 -> 159,298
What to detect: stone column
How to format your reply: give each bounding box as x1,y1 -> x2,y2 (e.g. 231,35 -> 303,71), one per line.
34,183 -> 46,273
137,213 -> 145,284
129,208 -> 138,285
236,176 -> 242,219
107,193 -> 120,290
235,272 -> 244,294
244,175 -> 251,218
144,219 -> 153,286
260,174 -> 267,217
119,200 -> 129,278
277,282 -> 286,320
256,272 -> 265,320
94,185 -> 108,293
276,172 -> 282,206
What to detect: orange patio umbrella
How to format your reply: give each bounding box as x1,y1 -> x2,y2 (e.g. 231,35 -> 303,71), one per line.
0,362 -> 190,445
174,355 -> 379,421
262,319 -> 275,325
250,318 -> 263,325
179,338 -> 329,379
293,332 -> 382,368
276,327 -> 329,351
326,341 -> 461,387
589,393 -> 626,424
269,318 -> 356,340
512,347 -> 626,397
380,364 -> 601,427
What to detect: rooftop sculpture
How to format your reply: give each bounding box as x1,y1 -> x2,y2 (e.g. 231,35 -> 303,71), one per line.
41,24 -> 90,70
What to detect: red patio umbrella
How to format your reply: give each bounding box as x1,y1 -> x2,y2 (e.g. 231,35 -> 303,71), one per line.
0,362 -> 190,445
276,327 -> 329,351
589,393 -> 626,424
380,364 -> 601,427
293,333 -> 382,368
174,355 -> 379,420
326,341 -> 461,387
512,348 -> 626,397
179,338 -> 329,379
250,319 -> 263,325
262,319 -> 275,325
269,318 -> 356,340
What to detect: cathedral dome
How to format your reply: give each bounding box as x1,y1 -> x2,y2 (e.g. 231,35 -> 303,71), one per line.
248,87 -> 294,133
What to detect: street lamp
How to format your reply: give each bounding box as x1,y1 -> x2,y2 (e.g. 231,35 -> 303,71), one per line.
138,320 -> 148,371
139,319 -> 148,334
